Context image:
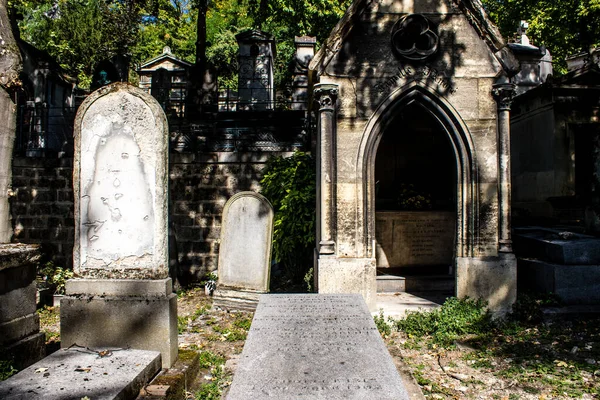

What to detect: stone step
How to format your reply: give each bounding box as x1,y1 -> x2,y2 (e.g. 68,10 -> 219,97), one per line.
377,275 -> 454,293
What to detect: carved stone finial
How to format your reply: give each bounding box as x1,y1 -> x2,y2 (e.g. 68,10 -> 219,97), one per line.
492,83 -> 516,111
314,84 -> 339,111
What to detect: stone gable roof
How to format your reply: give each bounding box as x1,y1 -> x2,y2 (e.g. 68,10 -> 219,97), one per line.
138,47 -> 192,72
309,0 -> 519,77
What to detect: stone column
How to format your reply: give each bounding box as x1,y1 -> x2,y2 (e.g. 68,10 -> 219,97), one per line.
492,83 -> 516,253
314,84 -> 338,256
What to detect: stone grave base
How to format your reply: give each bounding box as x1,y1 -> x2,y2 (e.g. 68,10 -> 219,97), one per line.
2,332 -> 46,370
317,257 -> 377,311
517,259 -> 600,304
456,254 -> 517,316
60,279 -> 177,368
213,286 -> 265,311
0,347 -> 161,400
0,244 -> 45,369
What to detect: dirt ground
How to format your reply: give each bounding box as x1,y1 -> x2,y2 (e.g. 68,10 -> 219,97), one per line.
39,290 -> 599,399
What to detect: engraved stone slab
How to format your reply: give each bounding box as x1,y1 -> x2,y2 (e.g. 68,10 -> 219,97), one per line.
217,192 -> 273,292
226,294 -> 409,400
73,83 -> 169,279
376,211 -> 455,268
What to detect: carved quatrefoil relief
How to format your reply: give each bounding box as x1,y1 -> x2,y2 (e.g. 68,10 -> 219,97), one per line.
391,14 -> 439,61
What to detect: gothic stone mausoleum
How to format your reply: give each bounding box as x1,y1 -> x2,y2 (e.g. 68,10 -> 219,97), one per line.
311,0 -> 519,314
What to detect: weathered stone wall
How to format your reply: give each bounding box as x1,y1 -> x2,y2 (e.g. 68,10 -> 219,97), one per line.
170,152 -> 287,284
11,152 -> 292,283
11,157 -> 75,269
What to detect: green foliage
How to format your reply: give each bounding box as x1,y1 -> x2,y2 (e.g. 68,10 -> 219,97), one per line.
303,267 -> 314,292
177,315 -> 188,334
373,309 -> 392,337
198,351 -> 225,369
13,0 -> 352,91
196,351 -> 226,399
232,315 -> 252,330
0,358 -> 17,381
39,262 -> 73,295
395,297 -> 492,346
260,151 -> 316,283
509,292 -> 561,324
481,0 -> 600,73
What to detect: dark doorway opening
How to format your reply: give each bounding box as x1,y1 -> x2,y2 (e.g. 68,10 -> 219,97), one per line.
374,103 -> 457,295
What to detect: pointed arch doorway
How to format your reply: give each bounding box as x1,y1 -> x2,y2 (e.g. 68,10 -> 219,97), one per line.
360,84 -> 478,298
375,101 -> 457,294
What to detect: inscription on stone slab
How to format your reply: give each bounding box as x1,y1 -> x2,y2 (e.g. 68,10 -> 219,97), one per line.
74,83 -> 169,278
226,294 -> 409,400
218,192 -> 273,292
376,211 -> 455,267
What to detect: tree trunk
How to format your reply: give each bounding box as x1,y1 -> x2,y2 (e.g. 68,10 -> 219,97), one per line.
195,2 -> 207,70
0,0 -> 22,243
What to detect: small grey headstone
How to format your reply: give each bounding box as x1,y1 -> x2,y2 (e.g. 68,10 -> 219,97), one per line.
226,294 -> 410,400
217,192 -> 274,292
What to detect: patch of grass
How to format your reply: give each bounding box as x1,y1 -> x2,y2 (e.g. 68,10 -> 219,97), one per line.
198,351 -> 225,369
37,306 -> 59,326
205,333 -> 221,342
232,315 -> 252,331
192,305 -> 210,319
395,297 -> 492,346
177,316 -> 188,334
196,351 -> 227,400
37,306 -> 60,343
211,325 -> 247,342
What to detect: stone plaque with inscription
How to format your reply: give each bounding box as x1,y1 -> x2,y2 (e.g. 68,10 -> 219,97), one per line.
376,211 -> 455,268
226,294 -> 409,400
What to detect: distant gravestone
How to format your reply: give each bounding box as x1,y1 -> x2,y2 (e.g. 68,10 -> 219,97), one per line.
61,82 -> 177,368
226,294 -> 410,400
214,192 -> 273,310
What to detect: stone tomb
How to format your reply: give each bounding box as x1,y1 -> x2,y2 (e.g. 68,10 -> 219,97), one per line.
0,348 -> 160,400
61,83 -> 177,368
226,294 -> 409,399
214,192 -> 274,311
0,244 -> 45,370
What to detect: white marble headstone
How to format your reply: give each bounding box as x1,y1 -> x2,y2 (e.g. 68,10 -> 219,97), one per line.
218,192 -> 274,292
73,83 -> 169,279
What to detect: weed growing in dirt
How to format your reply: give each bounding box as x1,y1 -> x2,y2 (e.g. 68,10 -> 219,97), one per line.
37,306 -> 60,343
393,296 -> 600,398
233,315 -> 252,331
373,309 -> 392,337
395,297 -> 492,346
196,351 -> 227,399
0,358 -> 17,381
177,316 -> 188,334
